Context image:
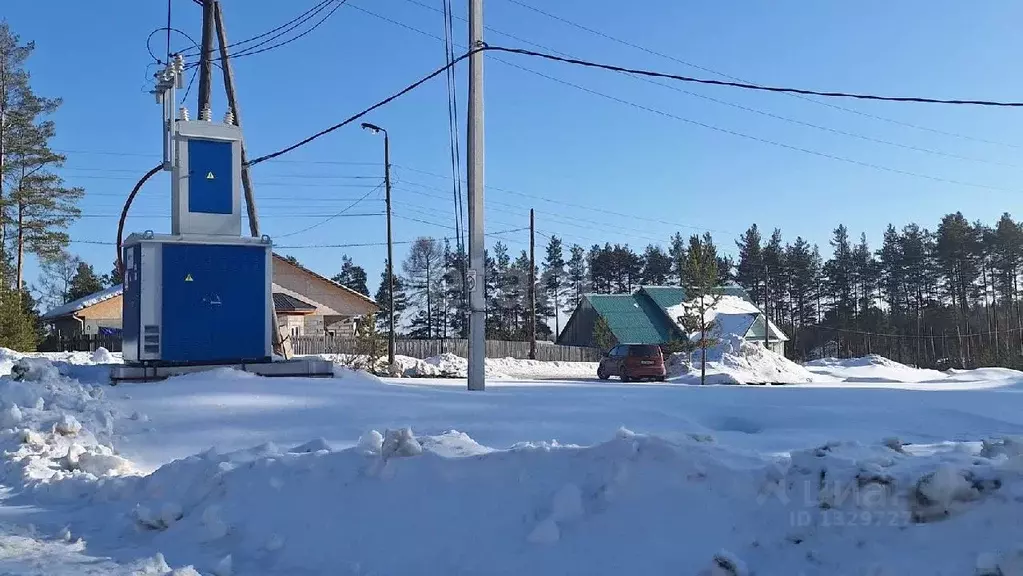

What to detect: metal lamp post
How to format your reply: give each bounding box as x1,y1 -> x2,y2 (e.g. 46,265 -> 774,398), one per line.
361,122 -> 395,371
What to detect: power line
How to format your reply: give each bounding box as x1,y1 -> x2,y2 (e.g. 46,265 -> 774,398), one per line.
396,0 -> 1011,167
344,9 -> 1020,196
273,182 -> 384,238
500,0 -> 1023,148
245,49 -> 474,166
180,0 -> 333,58
487,46 -> 1023,107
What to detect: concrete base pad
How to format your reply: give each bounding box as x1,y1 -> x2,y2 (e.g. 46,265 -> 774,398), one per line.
110,359 -> 334,383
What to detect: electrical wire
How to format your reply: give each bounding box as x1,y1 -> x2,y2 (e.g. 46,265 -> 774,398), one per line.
487,46 -> 1023,107
273,182 -> 384,238
180,0 -> 333,58
501,0 -> 1023,148
246,49 -> 476,166
441,0 -> 467,282
116,164 -> 163,275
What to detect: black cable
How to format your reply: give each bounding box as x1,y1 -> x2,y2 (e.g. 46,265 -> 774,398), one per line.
488,46 -> 1023,107
210,0 -> 345,62
247,49 -> 476,166
503,0 -> 1023,147
116,164 -> 164,275
274,182 -> 385,238
146,27 -> 203,64
442,0 -> 466,261
180,0 -> 333,58
180,65 -> 198,104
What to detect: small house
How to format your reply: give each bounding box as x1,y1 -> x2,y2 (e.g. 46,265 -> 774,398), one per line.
557,285 -> 788,354
41,254 -> 379,341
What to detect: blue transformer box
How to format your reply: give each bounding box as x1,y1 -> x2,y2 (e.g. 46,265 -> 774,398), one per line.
122,233 -> 273,365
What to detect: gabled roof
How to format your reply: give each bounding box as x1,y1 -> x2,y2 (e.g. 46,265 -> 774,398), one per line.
42,285 -> 123,320
586,293 -> 681,345
272,292 -> 317,313
272,253 -> 377,307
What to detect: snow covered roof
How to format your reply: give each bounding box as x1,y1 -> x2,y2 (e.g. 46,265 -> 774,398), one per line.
41,284 -> 123,321
666,295 -> 789,343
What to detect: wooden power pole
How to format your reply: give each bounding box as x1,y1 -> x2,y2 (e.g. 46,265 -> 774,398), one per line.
197,0 -> 215,117
529,208 -> 537,360
212,1 -> 288,359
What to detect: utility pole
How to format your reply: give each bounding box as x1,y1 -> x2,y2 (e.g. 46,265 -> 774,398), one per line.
529,208 -> 537,360
197,0 -> 215,118
764,265 -> 770,350
466,0 -> 485,391
361,122 -> 396,371
212,1 -> 287,358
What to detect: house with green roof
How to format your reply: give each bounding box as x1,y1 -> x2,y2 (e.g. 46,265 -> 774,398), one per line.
557,285 -> 788,354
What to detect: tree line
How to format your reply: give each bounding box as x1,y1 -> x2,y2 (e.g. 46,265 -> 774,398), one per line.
327,210 -> 1023,370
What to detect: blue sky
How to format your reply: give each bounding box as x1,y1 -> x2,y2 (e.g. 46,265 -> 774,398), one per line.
5,0 -> 1023,301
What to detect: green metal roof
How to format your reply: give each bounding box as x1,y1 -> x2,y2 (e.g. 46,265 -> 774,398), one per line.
638,286 -> 687,313
586,293 -> 680,344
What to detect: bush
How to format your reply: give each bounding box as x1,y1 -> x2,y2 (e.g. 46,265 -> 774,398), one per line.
0,290 -> 39,352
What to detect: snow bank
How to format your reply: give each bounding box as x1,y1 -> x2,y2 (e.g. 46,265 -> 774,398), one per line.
806,355 -> 1023,388
671,336 -> 816,385
806,355 -> 947,383
316,352 -> 598,380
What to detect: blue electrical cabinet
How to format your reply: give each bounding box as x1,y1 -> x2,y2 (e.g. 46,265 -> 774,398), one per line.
187,138 -> 233,215
121,234 -> 273,365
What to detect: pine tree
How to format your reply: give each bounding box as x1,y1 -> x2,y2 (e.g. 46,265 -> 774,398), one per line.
640,244 -> 672,285
824,224 -> 856,328
542,235 -> 567,336
402,237 -> 445,339
763,228 -> 785,324
1,24 -> 83,290
374,259 -> 408,334
566,243 -> 587,307
443,242 -> 469,338
784,237 -> 819,357
878,224 -> 905,317
104,260 -> 123,287
668,232 -> 687,286
677,233 -> 722,385
592,315 -> 615,352
331,254 -> 369,296
67,261 -> 104,302
735,224 -> 764,303
0,284 -> 36,350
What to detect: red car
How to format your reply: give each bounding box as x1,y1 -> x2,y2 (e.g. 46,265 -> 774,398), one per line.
597,344 -> 666,382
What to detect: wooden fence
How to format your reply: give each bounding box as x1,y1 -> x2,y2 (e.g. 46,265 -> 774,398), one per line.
291,336 -> 601,362
38,334 -> 122,353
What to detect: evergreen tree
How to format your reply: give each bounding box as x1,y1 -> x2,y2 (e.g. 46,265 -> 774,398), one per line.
443,242 -> 469,338
331,254 -> 369,296
735,224 -> 764,303
668,232 -> 687,286
374,259 -> 408,334
1,24 -> 83,290
402,237 -> 445,339
824,224 -> 856,327
763,228 -> 785,324
935,212 -> 981,322
105,260 -> 123,287
592,315 -> 615,352
566,243 -> 587,306
67,261 -> 104,302
677,233 -> 722,385
878,224 -> 905,317
542,235 -> 567,336
588,244 -> 611,294
784,237 -> 819,338
640,244 -> 672,285
0,284 -> 36,350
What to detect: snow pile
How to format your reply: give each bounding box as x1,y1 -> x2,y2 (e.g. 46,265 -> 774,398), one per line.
19,423 -> 1023,575
670,336 -> 816,384
316,352 -> 598,380
806,355 -> 947,383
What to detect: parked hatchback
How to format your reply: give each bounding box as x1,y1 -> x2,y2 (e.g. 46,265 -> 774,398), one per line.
597,344 -> 666,382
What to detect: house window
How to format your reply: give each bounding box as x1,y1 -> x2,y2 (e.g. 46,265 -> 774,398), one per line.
291,326 -> 301,337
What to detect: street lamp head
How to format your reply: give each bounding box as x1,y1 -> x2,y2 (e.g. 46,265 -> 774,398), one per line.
361,122 -> 382,134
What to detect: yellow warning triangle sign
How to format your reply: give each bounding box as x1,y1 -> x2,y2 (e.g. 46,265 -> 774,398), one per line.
184,274 -> 193,282
206,171 -> 215,180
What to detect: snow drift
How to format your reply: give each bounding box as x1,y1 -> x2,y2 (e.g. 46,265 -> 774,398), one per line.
670,335 -> 816,385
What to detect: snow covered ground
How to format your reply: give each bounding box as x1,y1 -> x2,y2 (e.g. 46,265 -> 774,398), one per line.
0,348 -> 1022,574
